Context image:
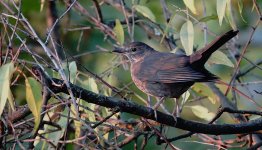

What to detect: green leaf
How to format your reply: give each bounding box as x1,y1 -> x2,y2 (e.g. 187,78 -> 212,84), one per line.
237,0 -> 247,23
69,61 -> 77,83
134,5 -> 156,22
217,0 -> 228,25
86,78 -> 99,94
74,119 -> 82,138
238,0 -> 243,14
0,62 -> 15,117
37,107 -> 69,148
192,83 -> 217,104
199,15 -> 218,22
190,105 -> 215,121
208,50 -> 234,67
78,78 -> 99,123
25,77 -> 43,132
62,61 -> 78,82
252,1 -> 255,12
180,20 -> 194,55
183,0 -> 197,14
113,19 -> 125,46
72,78 -> 99,138
85,78 -> 98,122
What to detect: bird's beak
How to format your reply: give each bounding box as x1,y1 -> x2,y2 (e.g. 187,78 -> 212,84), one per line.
112,46 -> 126,53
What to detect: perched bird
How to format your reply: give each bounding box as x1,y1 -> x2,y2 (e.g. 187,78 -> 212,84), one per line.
113,30 -> 238,109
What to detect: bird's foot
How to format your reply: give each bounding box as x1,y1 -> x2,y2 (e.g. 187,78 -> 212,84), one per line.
152,97 -> 165,121
154,109 -> 158,121
153,97 -> 165,110
172,109 -> 178,126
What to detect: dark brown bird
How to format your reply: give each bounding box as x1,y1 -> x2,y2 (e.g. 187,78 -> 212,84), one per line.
113,30 -> 238,99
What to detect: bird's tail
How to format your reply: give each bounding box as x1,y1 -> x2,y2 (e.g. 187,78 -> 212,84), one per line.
192,30 -> 239,67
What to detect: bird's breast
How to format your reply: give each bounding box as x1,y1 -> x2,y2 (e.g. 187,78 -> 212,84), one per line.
130,63 -> 147,92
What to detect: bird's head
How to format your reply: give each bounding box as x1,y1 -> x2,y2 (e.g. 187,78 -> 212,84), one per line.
113,42 -> 155,62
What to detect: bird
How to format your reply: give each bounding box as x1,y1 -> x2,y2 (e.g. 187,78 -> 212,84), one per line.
113,30 -> 238,113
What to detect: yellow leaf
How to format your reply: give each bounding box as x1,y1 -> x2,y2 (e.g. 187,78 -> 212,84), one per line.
190,105 -> 215,121
0,62 -> 15,117
40,0 -> 45,12
25,77 -> 43,132
183,0 -> 198,14
8,90 -> 15,110
74,120 -> 82,138
217,0 -> 228,25
134,5 -> 156,22
225,0 -> 237,30
113,19 -> 124,45
180,20 -> 194,55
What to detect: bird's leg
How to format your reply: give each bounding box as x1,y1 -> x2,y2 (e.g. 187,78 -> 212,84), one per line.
153,97 -> 165,110
168,98 -> 178,126
172,98 -> 180,117
146,95 -> 152,107
152,97 -> 165,121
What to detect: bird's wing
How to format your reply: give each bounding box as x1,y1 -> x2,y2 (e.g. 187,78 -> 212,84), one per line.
155,67 -> 212,83
134,53 -> 217,83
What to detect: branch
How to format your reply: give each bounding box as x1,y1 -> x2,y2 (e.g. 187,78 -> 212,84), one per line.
236,58 -> 262,78
32,66 -> 262,135
46,0 -> 65,60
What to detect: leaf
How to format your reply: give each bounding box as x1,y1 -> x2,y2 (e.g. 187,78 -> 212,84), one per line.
62,61 -> 78,82
36,107 -> 69,148
252,1 -> 255,12
225,0 -> 237,30
72,78 -> 99,139
183,0 -> 197,14
238,0 -> 243,14
134,5 -> 156,22
25,77 -> 43,132
69,61 -> 77,83
85,78 -> 98,122
199,15 -> 218,22
86,78 -> 99,94
113,19 -> 124,45
181,91 -> 190,107
40,0 -> 45,11
74,119 -> 82,138
208,50 -> 234,67
79,78 -> 99,122
249,115 -> 261,121
190,105 -> 215,121
237,0 -> 247,23
0,62 -> 15,117
192,83 -> 217,104
217,0 -> 228,25
180,20 -> 194,55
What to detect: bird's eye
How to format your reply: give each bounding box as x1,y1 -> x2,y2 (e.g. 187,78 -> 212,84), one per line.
131,48 -> 137,52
